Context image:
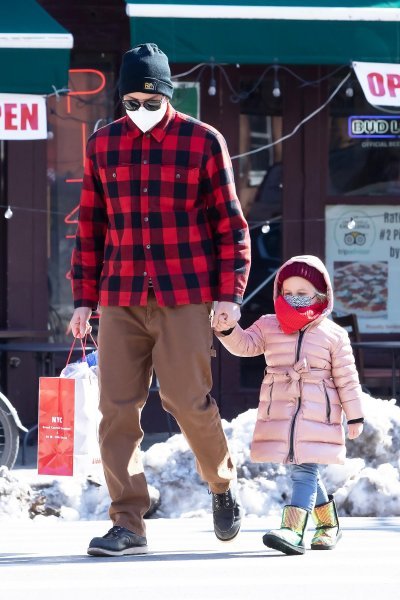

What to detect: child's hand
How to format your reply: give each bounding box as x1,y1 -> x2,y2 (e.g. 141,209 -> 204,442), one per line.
348,422 -> 363,439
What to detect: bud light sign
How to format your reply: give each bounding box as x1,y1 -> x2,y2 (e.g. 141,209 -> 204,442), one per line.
349,116 -> 400,139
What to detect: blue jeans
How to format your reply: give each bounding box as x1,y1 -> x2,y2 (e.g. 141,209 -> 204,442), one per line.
290,463 -> 329,512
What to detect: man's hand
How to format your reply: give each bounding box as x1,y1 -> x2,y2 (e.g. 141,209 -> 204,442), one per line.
67,307 -> 93,338
348,422 -> 363,439
211,301 -> 241,330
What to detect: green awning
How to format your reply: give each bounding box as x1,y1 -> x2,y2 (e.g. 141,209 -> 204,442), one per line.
125,1 -> 400,64
0,0 -> 73,94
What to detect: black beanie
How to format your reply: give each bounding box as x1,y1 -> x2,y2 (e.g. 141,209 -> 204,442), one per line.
119,43 -> 174,99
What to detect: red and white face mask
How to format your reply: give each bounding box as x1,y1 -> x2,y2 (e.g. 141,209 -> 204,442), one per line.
274,295 -> 327,334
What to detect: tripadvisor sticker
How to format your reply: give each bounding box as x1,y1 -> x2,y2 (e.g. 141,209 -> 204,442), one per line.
334,210 -> 375,251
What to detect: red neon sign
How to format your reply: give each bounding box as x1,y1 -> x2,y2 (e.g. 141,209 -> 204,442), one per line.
66,69 -> 106,114
63,69 -> 106,251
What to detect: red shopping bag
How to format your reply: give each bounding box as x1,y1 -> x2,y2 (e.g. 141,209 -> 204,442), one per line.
37,341 -> 101,476
37,377 -> 76,476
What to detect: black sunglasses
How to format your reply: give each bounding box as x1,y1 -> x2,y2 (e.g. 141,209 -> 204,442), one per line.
122,98 -> 164,112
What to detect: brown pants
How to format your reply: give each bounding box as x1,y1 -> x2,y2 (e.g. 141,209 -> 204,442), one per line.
98,295 -> 235,536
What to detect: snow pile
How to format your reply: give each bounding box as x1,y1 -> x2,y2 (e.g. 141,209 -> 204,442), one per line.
0,466 -> 32,518
142,393 -> 400,518
0,469 -> 160,521
1,393 -> 400,519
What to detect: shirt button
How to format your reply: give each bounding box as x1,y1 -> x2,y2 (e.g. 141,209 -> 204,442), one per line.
143,187 -> 148,193
146,244 -> 151,249
144,216 -> 149,222
112,172 -> 116,178
143,160 -> 148,164
143,271 -> 147,276
146,133 -> 150,138
176,173 -> 181,179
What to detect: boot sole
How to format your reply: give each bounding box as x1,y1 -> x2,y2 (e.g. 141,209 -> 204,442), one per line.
87,545 -> 148,557
215,525 -> 241,542
263,533 -> 305,555
311,531 -> 342,550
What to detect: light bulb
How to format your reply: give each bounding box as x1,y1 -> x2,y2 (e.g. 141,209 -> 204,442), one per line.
272,85 -> 281,98
345,86 -> 354,98
208,77 -> 217,96
4,206 -> 13,219
272,66 -> 281,98
261,222 -> 271,234
347,217 -> 356,230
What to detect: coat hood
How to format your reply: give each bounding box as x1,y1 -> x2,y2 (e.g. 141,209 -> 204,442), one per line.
273,255 -> 333,319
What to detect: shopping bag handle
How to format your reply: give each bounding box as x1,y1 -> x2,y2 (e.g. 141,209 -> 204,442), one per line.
66,337 -> 86,366
87,332 -> 98,349
66,333 -> 98,367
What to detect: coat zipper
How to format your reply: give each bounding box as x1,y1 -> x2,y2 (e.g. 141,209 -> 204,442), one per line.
322,381 -> 331,423
267,381 -> 274,416
288,329 -> 305,462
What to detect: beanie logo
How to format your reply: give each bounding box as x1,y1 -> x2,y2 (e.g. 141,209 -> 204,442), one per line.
144,81 -> 156,91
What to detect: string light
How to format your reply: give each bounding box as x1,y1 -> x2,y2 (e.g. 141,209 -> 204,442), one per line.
172,61 -> 349,104
208,61 -> 217,96
261,221 -> 271,234
4,206 -> 13,219
347,217 -> 356,230
272,66 -> 281,98
231,72 -> 351,160
208,76 -> 217,96
0,202 -> 393,231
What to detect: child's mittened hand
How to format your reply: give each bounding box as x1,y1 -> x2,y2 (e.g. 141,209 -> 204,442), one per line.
348,422 -> 363,439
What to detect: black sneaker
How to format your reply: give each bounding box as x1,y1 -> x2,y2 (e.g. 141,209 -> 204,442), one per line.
212,489 -> 242,541
87,526 -> 148,557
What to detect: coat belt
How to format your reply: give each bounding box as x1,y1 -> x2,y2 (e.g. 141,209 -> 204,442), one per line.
266,358 -> 331,397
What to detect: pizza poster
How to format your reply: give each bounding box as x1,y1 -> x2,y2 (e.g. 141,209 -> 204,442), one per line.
325,205 -> 400,333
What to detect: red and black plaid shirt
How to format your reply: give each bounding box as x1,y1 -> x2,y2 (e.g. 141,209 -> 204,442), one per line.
71,104 -> 250,308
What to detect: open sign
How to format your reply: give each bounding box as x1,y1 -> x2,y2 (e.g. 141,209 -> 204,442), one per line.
0,94 -> 47,140
353,62 -> 400,107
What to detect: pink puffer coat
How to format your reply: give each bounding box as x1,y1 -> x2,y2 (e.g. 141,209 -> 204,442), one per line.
218,255 -> 364,465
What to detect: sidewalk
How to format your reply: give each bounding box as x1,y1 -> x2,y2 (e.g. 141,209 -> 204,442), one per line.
1,515 -> 399,600
8,437 -> 400,599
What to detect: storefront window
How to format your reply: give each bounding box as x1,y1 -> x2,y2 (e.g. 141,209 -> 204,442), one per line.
329,79 -> 400,196
47,67 -> 115,341
238,77 -> 283,387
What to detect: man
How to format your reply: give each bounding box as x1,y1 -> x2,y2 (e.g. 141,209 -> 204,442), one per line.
69,43 -> 250,557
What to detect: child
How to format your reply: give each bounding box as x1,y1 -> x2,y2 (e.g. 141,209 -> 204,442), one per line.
214,255 -> 364,555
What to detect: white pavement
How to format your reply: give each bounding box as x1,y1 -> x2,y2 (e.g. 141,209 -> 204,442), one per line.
0,516 -> 399,600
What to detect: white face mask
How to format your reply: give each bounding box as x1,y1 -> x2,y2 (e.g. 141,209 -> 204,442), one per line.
126,102 -> 168,132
